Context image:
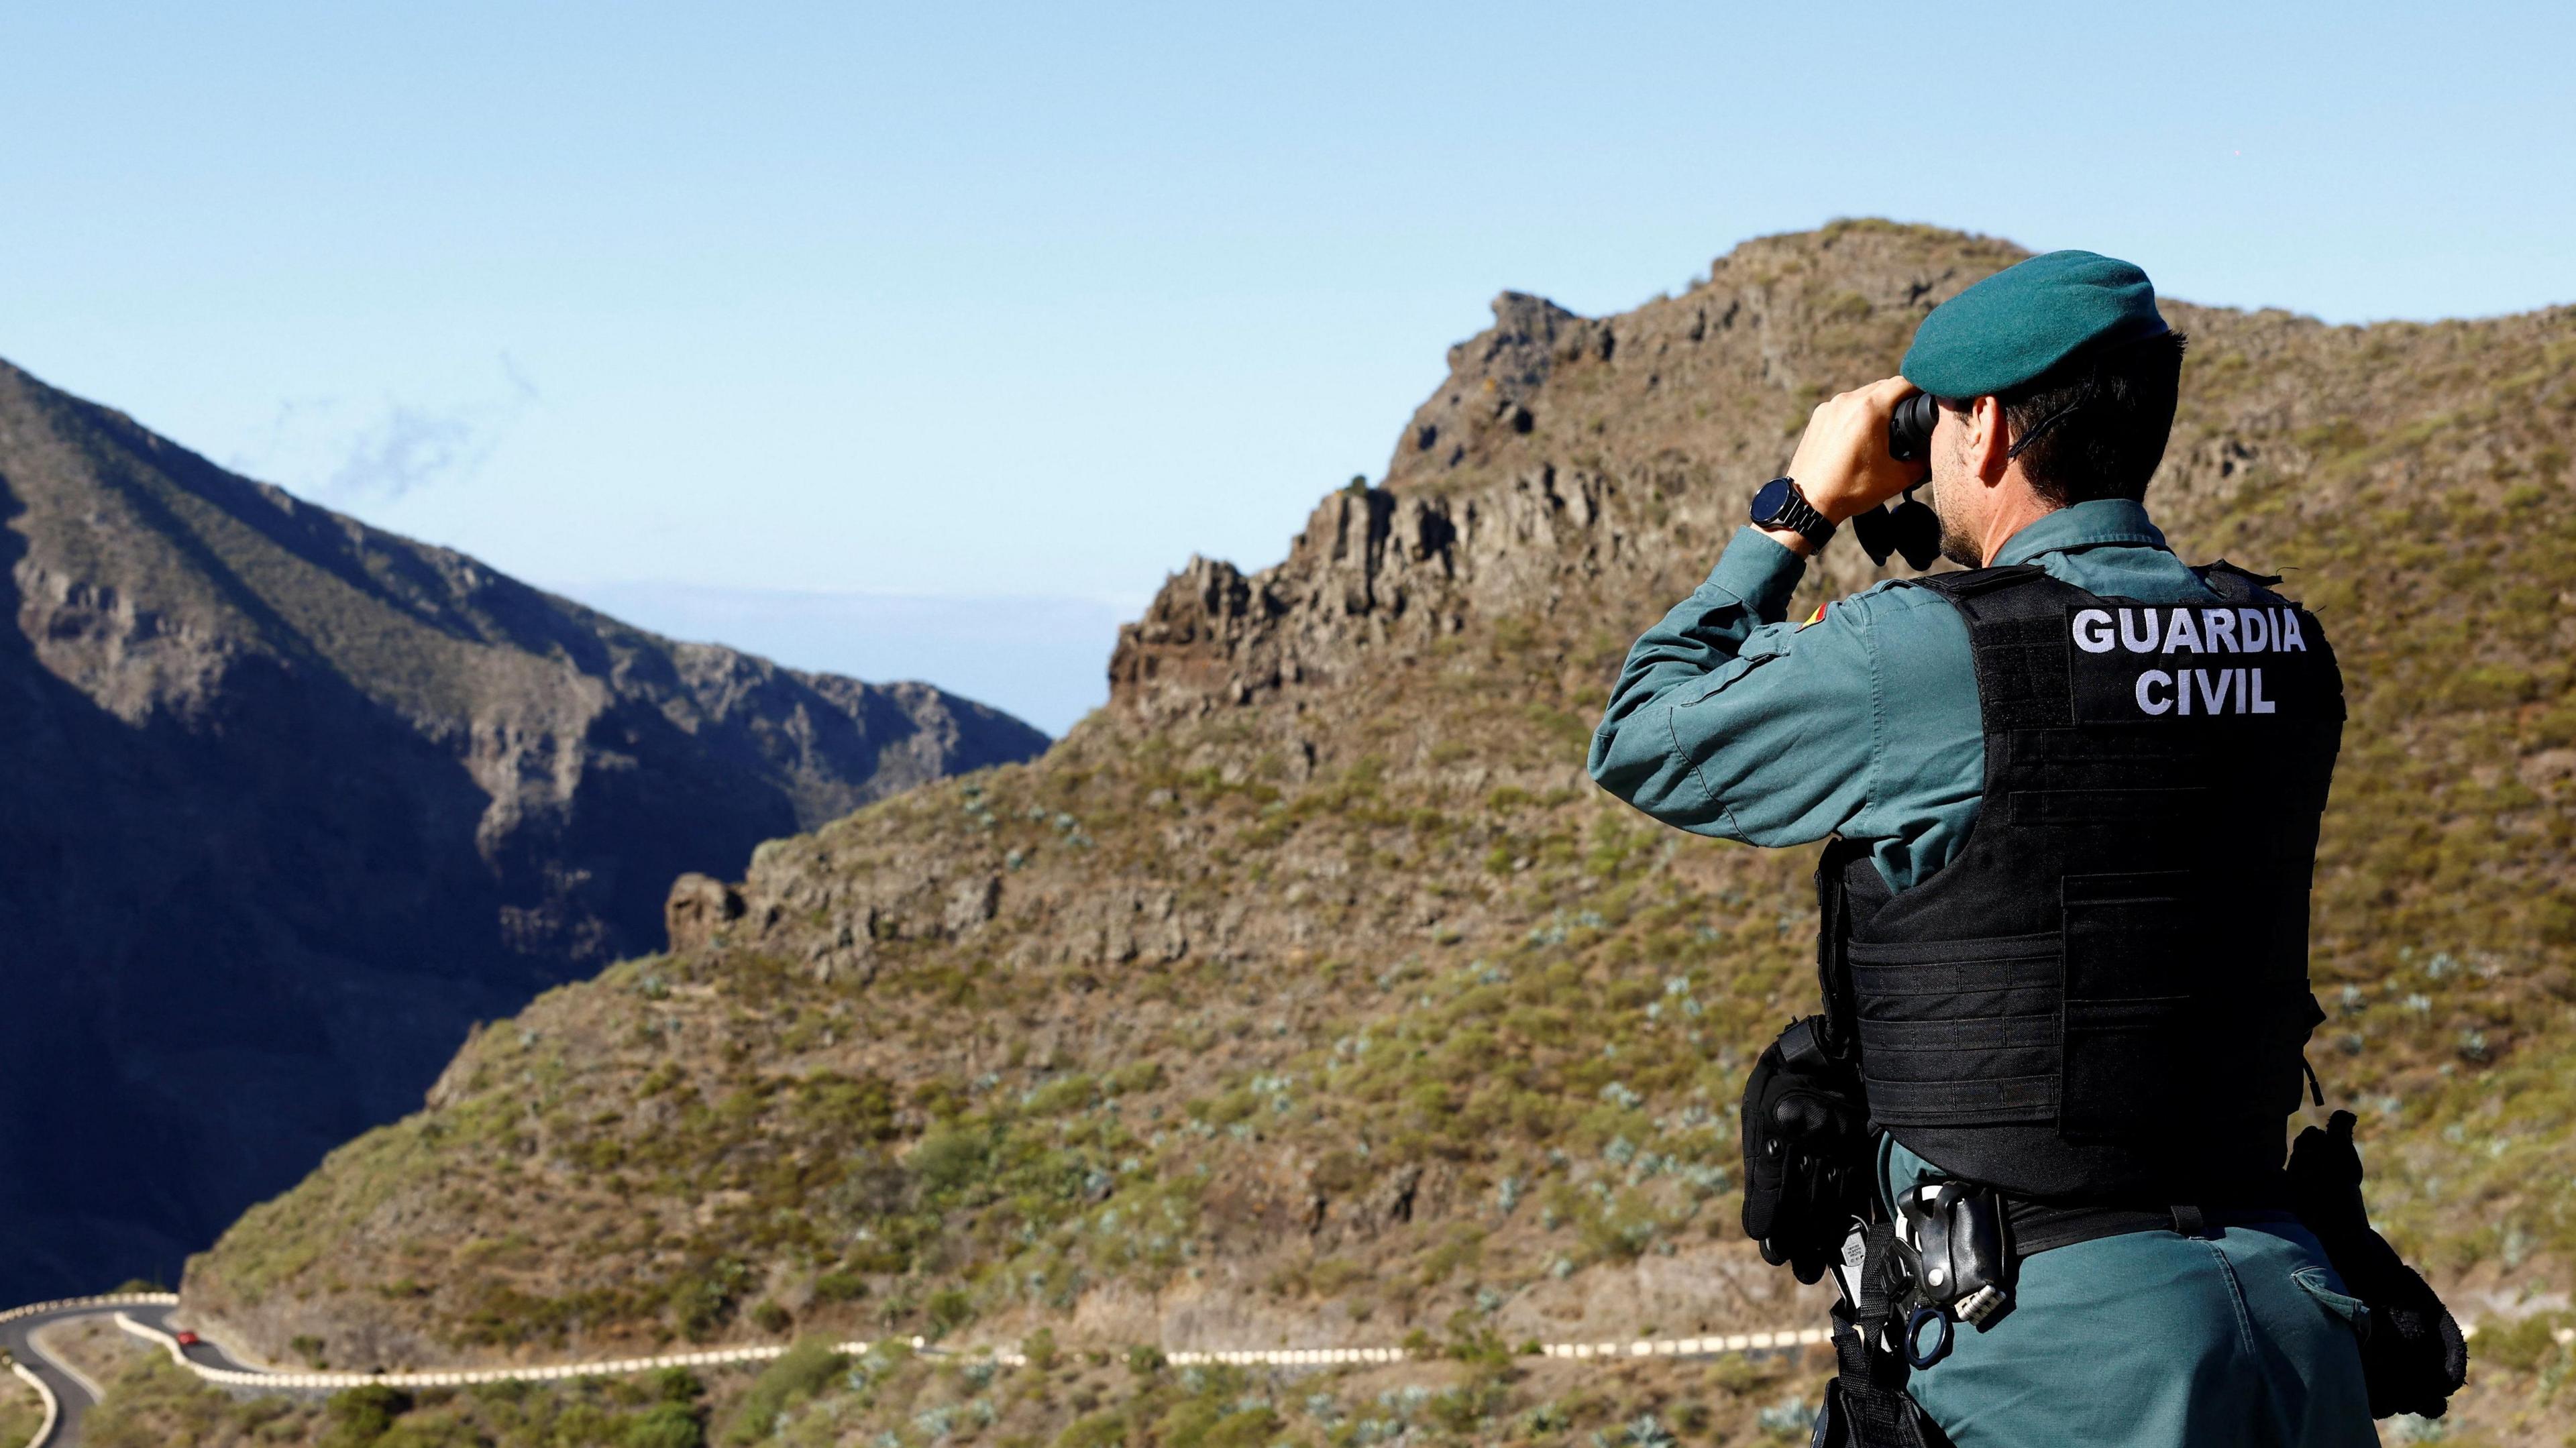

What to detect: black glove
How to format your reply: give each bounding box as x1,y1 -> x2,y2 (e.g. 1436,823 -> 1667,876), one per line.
2288,1110 -> 2468,1420
1741,1016 -> 1872,1284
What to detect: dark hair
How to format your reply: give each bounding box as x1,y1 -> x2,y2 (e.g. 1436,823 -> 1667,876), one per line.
1943,331 -> 2189,507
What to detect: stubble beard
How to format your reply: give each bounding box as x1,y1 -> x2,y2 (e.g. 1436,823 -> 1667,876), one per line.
1930,476 -> 1984,568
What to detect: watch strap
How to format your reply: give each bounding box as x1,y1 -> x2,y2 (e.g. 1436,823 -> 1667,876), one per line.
1754,477 -> 1835,547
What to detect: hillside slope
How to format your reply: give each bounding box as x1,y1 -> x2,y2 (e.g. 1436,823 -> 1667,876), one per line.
0,359 -> 1049,1302
182,223 -> 2576,1446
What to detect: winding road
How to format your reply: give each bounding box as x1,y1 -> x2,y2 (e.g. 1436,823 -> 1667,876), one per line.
0,1294 -> 244,1448
0,1290 -> 1831,1447
0,1292 -> 931,1448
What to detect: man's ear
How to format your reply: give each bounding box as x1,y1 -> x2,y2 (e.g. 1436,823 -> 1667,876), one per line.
1966,395 -> 2012,483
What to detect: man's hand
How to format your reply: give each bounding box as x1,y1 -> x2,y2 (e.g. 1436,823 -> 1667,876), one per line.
1761,377 -> 1927,555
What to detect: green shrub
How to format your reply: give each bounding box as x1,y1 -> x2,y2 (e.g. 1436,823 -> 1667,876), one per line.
718,1338 -> 847,1446
909,1127 -> 990,1195
321,1385 -> 412,1448
1201,1407 -> 1280,1448
1057,1410 -> 1126,1448
375,1414 -> 485,1447
624,1403 -> 706,1448
1105,1060 -> 1165,1096
812,1270 -> 868,1303
1025,1074 -> 1097,1116
672,1260 -> 751,1340
1306,1257 -> 1368,1298
2475,1311 -> 2570,1372
926,1287 -> 974,1334
653,1368 -> 704,1403
1192,1090 -> 1260,1127
1152,1398 -> 1220,1448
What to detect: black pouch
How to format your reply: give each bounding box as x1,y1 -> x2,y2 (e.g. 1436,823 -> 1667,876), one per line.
1741,1016 -> 1872,1284
2287,1111 -> 2469,1419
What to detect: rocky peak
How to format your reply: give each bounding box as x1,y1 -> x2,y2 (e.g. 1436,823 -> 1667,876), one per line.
1108,222 -> 2030,720
1395,290 -> 1618,476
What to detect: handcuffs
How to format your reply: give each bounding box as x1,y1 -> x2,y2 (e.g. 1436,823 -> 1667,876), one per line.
1830,1181 -> 2016,1370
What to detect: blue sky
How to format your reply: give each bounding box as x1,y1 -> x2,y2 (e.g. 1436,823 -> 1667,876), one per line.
3,3 -> 2569,734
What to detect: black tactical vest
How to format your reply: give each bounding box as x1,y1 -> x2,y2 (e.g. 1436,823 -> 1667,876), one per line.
1819,562 -> 2346,1205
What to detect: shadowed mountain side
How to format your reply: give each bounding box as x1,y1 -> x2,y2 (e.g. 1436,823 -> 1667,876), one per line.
0,359 -> 1049,1302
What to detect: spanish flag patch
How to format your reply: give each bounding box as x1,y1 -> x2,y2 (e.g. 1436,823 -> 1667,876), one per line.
1796,602 -> 1829,630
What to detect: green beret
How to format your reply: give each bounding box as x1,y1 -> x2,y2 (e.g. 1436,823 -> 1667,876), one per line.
1900,249 -> 2169,398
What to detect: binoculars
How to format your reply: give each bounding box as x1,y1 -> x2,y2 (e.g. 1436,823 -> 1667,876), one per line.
1888,392 -> 1941,464
1851,392 -> 1942,569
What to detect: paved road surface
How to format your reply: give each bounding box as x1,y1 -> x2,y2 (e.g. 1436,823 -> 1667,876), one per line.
126,1302 -> 259,1377
1,1301 -> 105,1448
0,1298 -> 261,1448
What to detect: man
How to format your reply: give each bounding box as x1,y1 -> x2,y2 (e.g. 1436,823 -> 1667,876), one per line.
1588,253 -> 2377,1447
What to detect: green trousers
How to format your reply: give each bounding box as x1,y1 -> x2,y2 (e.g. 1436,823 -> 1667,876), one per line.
1907,1219 -> 2377,1447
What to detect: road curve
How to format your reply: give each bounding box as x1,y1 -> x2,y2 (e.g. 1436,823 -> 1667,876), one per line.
0,1293 -> 179,1448
121,1303 -> 260,1377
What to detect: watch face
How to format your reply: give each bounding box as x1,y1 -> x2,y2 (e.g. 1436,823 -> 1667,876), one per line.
1751,477 -> 1796,525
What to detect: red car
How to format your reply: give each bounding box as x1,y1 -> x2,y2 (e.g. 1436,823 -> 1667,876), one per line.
174,1331 -> 200,1347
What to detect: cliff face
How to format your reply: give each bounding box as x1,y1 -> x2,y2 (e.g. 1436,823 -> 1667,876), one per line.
0,359 -> 1049,1302
180,224 -> 2576,1445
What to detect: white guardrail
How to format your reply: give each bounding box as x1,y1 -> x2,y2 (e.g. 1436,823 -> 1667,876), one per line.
115,1314 -> 923,1391
0,1292 -> 179,1327
1167,1329 -> 1831,1368
7,1361 -> 56,1448
3,1290 -> 1841,1402
109,1308 -> 1829,1390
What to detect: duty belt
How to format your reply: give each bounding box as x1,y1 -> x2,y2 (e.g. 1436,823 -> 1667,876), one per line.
1813,1190 -> 2302,1448
2006,1198 -> 2301,1258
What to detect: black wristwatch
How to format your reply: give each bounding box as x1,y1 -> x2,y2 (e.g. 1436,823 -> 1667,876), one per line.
1750,476 -> 1835,549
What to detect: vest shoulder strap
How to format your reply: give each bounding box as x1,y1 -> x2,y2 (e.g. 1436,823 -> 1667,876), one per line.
1907,557 -> 2310,610
1893,567 -> 2081,730
2195,559 -> 2285,602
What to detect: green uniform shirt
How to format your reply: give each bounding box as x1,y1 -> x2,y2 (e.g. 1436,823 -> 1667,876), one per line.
1589,498 -> 2374,1448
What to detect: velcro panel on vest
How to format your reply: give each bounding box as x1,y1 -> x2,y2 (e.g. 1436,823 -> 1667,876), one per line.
2059,870 -> 2208,1143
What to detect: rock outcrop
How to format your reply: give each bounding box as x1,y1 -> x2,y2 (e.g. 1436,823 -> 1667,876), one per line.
1108,225 -> 2039,719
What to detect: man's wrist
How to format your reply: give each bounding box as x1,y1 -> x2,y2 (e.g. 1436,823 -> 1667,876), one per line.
1758,524 -> 1819,558
1749,477 -> 1836,551
1805,490 -> 1865,525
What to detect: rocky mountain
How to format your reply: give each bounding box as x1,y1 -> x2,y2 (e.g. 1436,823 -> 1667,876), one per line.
165,223 -> 2576,1447
0,358 -> 1049,1304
